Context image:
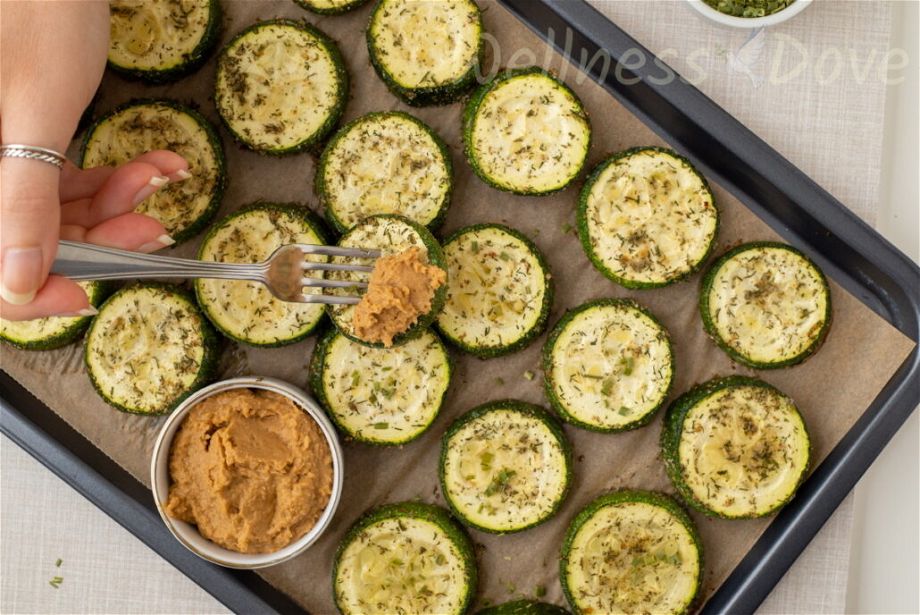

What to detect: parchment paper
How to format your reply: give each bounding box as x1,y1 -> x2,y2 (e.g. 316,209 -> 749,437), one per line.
1,1 -> 915,612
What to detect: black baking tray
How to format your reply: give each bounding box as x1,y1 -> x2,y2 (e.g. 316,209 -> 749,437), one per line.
2,1 -> 917,613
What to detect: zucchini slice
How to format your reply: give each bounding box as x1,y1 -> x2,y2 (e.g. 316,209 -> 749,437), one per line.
80,99 -> 225,243
84,283 -> 217,415
700,241 -> 831,369
477,600 -> 571,615
333,501 -> 477,615
440,400 -> 571,533
0,282 -> 106,350
463,67 -> 591,195
662,376 -> 811,518
560,490 -> 703,615
436,225 -> 553,358
367,0 -> 483,106
293,0 -> 370,15
310,328 -> 451,445
325,214 -> 448,347
577,147 -> 719,289
317,112 -> 452,232
195,203 -> 329,347
215,19 -> 348,154
543,299 -> 673,432
108,0 -> 221,82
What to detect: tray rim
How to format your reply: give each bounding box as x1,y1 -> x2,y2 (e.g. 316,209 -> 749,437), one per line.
2,1 -> 918,614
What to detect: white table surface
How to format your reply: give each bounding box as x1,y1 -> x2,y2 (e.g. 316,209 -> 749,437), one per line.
2,1 -> 917,613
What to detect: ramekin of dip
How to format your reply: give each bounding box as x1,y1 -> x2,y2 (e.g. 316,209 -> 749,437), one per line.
687,0 -> 812,28
150,376 -> 344,569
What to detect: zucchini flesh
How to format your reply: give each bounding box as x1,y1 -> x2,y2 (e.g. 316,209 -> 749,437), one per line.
294,0 -> 370,14
464,68 -> 590,195
561,491 -> 702,615
367,0 -> 482,105
664,377 -> 810,518
215,20 -> 347,154
544,299 -> 673,432
84,284 -> 216,415
436,225 -> 552,357
0,282 -> 104,350
80,99 -> 224,242
578,147 -> 718,288
701,242 -> 831,368
195,204 -> 327,347
318,112 -> 452,231
440,402 -> 570,533
108,0 -> 219,81
325,214 -> 448,347
311,328 -> 450,445
334,502 -> 476,615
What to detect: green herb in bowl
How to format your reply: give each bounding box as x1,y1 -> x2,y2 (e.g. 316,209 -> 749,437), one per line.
704,0 -> 795,18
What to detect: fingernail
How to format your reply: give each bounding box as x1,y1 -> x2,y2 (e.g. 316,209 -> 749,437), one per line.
173,169 -> 193,182
1,246 -> 43,305
138,234 -> 176,253
54,307 -> 99,318
133,175 -> 170,205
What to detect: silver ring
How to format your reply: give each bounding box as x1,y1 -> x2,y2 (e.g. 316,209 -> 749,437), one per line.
0,144 -> 67,169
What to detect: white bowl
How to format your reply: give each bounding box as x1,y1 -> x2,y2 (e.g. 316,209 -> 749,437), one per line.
686,0 -> 812,28
150,376 -> 344,569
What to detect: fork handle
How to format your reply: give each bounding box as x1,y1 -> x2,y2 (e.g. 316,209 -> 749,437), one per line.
51,240 -> 264,282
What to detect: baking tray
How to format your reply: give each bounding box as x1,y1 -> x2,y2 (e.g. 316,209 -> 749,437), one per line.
1,1 -> 917,613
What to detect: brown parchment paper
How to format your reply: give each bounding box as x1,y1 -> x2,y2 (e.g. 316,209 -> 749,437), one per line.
1,1 -> 915,612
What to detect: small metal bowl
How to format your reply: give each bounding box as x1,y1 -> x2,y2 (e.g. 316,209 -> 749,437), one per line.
150,376 -> 344,569
686,0 -> 812,28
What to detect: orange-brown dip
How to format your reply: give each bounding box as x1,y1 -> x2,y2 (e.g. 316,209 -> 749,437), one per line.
353,246 -> 447,346
164,389 -> 333,554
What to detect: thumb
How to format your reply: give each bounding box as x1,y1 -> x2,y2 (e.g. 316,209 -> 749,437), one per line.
0,157 -> 63,305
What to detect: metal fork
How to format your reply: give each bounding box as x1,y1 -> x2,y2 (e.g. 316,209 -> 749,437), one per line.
50,240 -> 380,305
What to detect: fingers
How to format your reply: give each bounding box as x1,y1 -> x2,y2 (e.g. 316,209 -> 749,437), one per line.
62,213 -> 173,253
60,150 -> 189,202
60,161 -> 171,228
0,275 -> 93,321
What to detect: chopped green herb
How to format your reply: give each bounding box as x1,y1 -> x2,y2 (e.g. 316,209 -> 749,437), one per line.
523,370 -> 535,381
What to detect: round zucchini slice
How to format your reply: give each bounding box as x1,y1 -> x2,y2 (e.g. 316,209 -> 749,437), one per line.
577,147 -> 719,289
80,99 -> 225,243
662,376 -> 811,518
195,203 -> 328,347
215,19 -> 348,154
700,241 -> 832,369
293,0 -> 370,15
317,111 -> 452,232
477,600 -> 571,615
561,490 -> 703,615
367,0 -> 483,106
310,328 -> 451,445
435,224 -> 553,358
108,0 -> 221,82
333,501 -> 477,615
543,299 -> 673,432
463,67 -> 591,195
84,283 -> 217,415
440,400 -> 571,534
1,282 -> 107,350
325,214 -> 448,347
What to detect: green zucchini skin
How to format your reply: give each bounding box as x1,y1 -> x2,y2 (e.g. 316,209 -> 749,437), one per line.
435,224 -> 554,359
309,327 -> 452,445
326,214 -> 449,348
438,400 -> 572,534
699,241 -> 832,369
107,0 -> 222,83
215,19 -> 349,155
560,490 -> 703,615
79,98 -> 226,244
661,375 -> 812,519
84,283 -> 218,415
477,600 -> 571,615
0,282 -> 110,351
333,501 -> 478,615
316,111 -> 453,233
462,67 -> 591,196
293,0 -> 371,15
194,202 -> 330,347
542,298 -> 674,433
576,146 -> 719,290
366,0 -> 484,106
